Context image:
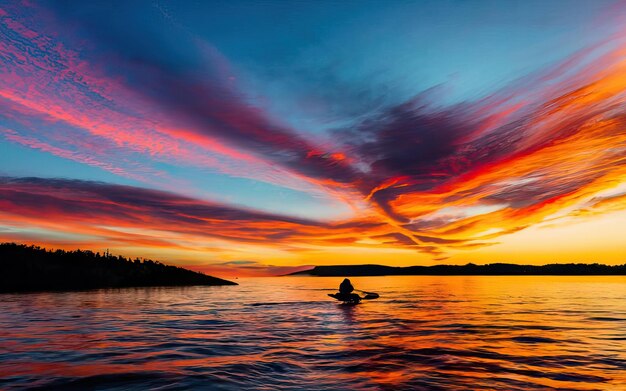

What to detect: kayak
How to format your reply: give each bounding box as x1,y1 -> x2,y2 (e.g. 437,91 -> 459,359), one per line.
328,292 -> 379,304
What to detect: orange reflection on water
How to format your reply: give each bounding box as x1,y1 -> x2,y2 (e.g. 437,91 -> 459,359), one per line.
0,276 -> 625,390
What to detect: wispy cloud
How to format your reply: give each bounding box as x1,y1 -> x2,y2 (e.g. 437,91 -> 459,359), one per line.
1,2 -> 625,271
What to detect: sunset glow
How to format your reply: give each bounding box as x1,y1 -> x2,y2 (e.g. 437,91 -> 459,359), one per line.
1,1 -> 625,277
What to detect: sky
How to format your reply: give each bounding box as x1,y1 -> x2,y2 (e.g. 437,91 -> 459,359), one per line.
1,0 -> 625,277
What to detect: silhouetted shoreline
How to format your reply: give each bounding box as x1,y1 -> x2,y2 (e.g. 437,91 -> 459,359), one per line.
290,263 -> 626,276
0,243 -> 237,293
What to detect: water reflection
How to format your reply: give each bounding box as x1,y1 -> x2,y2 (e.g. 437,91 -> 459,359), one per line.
338,303 -> 357,325
0,276 -> 625,390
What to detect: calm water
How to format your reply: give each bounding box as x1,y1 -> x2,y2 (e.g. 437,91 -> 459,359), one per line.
1,276 -> 625,390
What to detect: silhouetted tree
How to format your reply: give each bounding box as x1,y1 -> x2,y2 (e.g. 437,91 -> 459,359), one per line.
0,242 -> 237,293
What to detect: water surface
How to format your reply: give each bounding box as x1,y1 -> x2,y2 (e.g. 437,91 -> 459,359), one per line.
1,276 -> 625,390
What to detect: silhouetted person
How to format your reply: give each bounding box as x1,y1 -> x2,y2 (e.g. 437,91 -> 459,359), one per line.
339,278 -> 354,294
338,278 -> 360,303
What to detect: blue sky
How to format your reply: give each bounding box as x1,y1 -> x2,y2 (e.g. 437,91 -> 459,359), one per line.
1,0 -> 625,273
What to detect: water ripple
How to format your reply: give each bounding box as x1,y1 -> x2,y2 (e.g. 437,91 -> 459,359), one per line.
1,276 -> 625,390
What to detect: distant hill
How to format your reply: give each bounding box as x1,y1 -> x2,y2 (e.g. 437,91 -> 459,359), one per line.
289,263 -> 626,276
0,243 -> 237,293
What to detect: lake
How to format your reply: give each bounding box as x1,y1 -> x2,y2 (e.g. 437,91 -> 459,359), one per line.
1,276 -> 625,390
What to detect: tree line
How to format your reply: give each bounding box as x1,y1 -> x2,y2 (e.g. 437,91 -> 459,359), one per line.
0,242 -> 236,293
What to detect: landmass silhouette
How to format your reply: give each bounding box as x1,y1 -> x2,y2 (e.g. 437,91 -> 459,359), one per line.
290,263 -> 626,276
0,243 -> 236,293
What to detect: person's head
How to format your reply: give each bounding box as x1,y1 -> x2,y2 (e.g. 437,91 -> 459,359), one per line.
343,278 -> 350,283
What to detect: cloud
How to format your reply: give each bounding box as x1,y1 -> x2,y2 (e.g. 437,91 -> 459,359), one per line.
36,1 -> 362,187
188,261 -> 314,278
217,260 -> 260,266
0,3 -> 340,196
1,2 -> 626,265
0,177 -> 399,252
334,36 -> 626,250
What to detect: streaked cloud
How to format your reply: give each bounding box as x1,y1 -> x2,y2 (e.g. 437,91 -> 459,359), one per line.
1,1 -> 625,274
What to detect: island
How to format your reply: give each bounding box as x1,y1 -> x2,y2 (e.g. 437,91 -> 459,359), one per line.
0,243 -> 237,293
290,263 -> 626,276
